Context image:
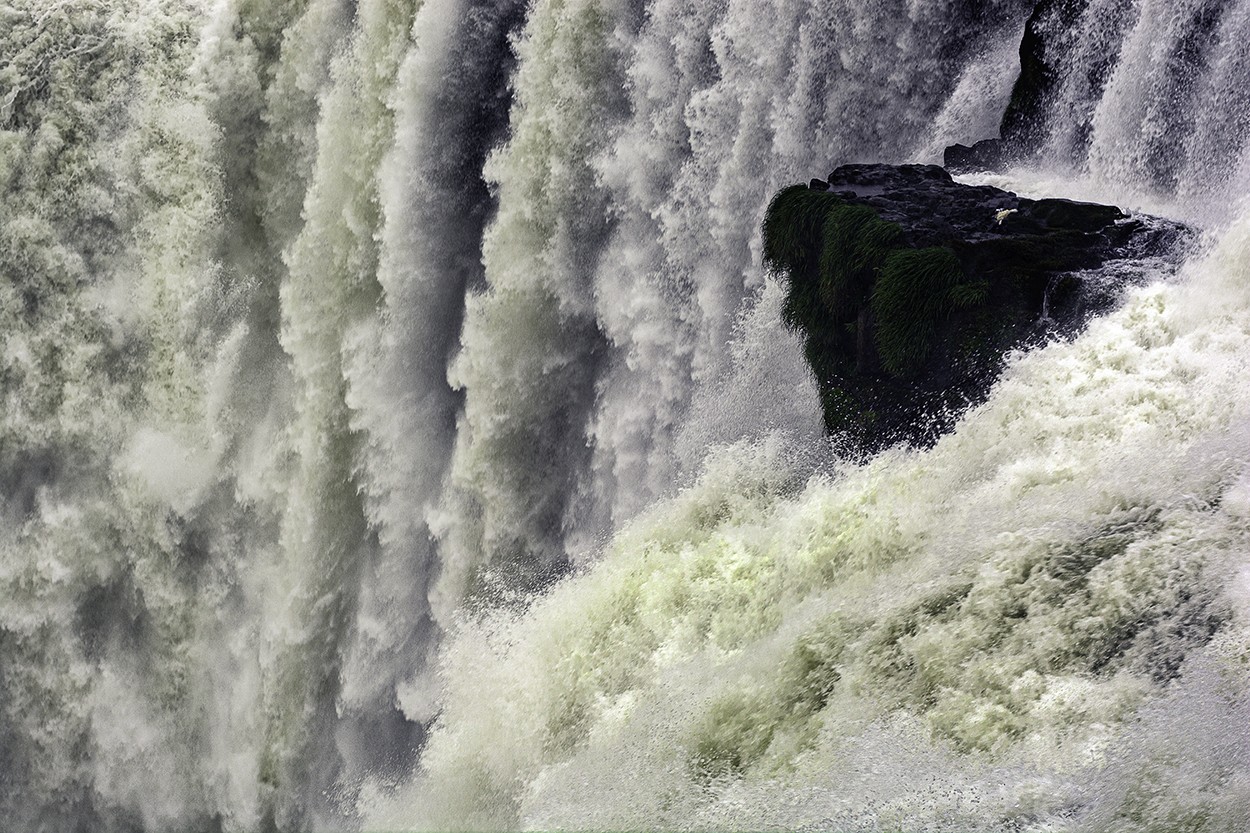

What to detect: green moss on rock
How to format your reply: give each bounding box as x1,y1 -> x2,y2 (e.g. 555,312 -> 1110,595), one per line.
818,203 -> 902,319
871,246 -> 962,376
762,185 -> 843,276
763,185 -> 985,449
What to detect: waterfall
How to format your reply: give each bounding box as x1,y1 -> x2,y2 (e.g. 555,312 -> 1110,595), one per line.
3,0 -> 1250,830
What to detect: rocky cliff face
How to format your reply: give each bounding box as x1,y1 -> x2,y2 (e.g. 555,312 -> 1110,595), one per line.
765,164 -> 1190,456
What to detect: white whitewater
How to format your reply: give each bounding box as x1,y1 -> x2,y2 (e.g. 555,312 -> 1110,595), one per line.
2,0 -> 1250,831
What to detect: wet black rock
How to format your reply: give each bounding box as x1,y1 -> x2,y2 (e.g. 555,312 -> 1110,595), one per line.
943,138 -> 1006,174
998,0 -> 1088,154
763,164 -> 1191,457
945,0 -> 1094,172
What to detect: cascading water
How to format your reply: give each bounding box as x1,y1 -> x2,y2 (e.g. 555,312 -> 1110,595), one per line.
3,0 -> 1250,830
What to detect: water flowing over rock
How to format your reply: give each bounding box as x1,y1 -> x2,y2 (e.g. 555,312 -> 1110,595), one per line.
768,164 -> 1192,454
5,1 -> 1250,832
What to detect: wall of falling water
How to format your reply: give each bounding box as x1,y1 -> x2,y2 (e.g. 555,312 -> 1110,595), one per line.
4,1 -> 1250,831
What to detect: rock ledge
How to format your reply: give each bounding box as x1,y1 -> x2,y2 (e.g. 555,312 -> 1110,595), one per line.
765,164 -> 1190,455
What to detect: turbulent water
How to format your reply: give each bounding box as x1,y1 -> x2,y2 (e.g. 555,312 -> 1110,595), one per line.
4,0 -> 1250,830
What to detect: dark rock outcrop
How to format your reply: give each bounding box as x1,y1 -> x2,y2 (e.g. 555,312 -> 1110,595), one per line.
945,0 -> 1092,172
764,164 -> 1190,456
943,138 -> 1008,173
998,0 -> 1088,153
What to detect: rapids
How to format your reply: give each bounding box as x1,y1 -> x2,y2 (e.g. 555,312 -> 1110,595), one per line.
2,0 -> 1249,830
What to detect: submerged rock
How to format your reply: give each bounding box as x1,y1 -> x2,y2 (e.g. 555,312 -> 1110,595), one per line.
763,164 -> 1191,456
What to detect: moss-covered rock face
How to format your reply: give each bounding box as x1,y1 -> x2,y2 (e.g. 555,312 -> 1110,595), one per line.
764,164 -> 1191,456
